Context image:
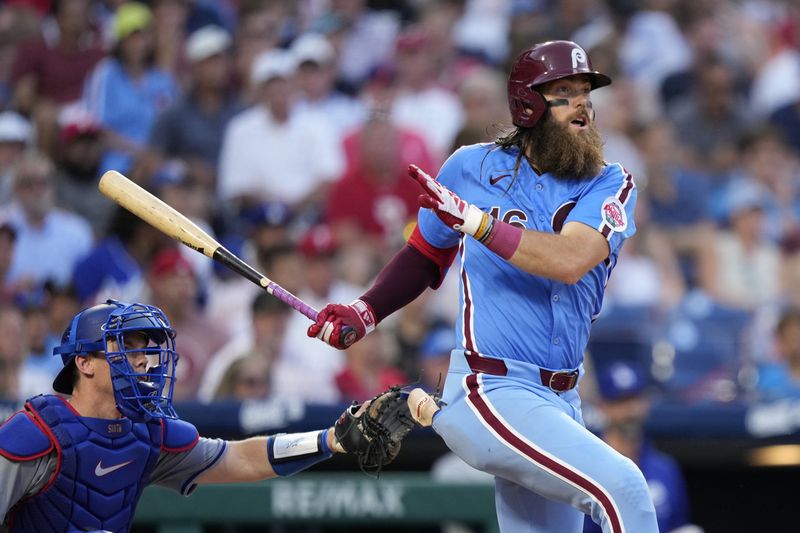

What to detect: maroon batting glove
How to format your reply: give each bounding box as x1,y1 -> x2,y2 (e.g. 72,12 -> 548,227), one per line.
307,299 -> 377,349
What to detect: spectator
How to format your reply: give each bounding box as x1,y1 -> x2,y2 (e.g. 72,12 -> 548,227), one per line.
605,197 -> 686,311
271,225 -> 361,404
326,111 -> 435,253
52,108 -> 111,236
0,220 -> 17,304
4,151 -> 93,288
666,55 -> 749,178
335,328 -> 406,402
218,48 -> 344,219
591,73 -> 647,187
722,126 -> 800,244
150,0 -> 191,79
616,6 -> 692,97
150,159 -> 216,284
205,202 -> 294,338
418,324 -> 455,394
241,200 -> 294,253
213,353 -> 272,401
635,120 -> 715,287
71,205 -> 167,304
584,360 -> 693,533
0,111 -> 32,206
42,280 -> 79,356
748,10 -> 800,119
384,287 -> 441,378
390,26 -> 463,162
0,303 -> 26,400
147,25 -> 242,187
233,0 -> 291,98
200,291 -> 290,403
450,66 -> 510,150
313,0 -> 400,91
659,8 -> 733,110
698,181 -> 781,310
757,308 -> 800,400
10,0 -> 105,155
0,5 -> 41,108
16,289 -> 60,399
146,246 -> 229,401
82,1 -> 178,176
291,32 -> 366,140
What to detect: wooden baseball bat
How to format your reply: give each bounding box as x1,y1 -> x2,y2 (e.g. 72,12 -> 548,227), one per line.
98,170 -> 357,346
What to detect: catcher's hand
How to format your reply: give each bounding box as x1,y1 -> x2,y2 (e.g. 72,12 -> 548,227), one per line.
334,386 -> 418,474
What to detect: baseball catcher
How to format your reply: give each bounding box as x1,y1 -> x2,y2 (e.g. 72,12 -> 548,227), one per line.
0,299 -> 434,532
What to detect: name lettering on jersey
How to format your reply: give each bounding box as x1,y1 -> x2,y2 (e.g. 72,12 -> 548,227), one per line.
571,47 -> 587,68
601,197 -> 627,232
108,423 -> 123,433
488,207 -> 527,229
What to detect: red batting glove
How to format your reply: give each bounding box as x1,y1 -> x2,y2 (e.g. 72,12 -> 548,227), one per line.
408,164 -> 486,236
307,299 -> 377,350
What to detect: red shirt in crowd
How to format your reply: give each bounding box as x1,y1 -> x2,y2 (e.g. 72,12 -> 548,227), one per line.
12,34 -> 106,104
325,126 -> 436,239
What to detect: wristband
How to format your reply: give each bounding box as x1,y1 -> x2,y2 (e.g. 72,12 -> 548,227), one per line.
479,219 -> 523,260
350,299 -> 377,335
267,429 -> 334,477
473,213 -> 494,242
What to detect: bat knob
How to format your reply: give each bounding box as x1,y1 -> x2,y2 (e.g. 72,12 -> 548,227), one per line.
341,327 -> 358,348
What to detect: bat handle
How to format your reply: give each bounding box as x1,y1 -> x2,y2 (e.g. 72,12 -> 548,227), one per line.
265,282 -> 318,320
266,282 -> 358,348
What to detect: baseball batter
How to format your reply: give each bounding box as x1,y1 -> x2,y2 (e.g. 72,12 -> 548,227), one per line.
0,299 -> 377,532
308,41 -> 658,532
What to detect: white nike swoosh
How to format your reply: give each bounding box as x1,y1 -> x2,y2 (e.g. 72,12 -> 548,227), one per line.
95,460 -> 133,477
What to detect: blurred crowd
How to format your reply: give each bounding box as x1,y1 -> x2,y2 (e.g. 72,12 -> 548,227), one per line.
1,0 -> 800,411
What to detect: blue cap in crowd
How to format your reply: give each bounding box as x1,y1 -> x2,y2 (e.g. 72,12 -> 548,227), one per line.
240,201 -> 293,229
420,326 -> 456,359
152,159 -> 190,190
596,360 -> 649,401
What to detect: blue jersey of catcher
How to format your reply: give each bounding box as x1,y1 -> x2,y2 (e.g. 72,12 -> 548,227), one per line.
417,143 -> 636,369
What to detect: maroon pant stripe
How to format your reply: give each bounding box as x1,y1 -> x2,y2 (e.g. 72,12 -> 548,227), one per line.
465,374 -> 623,533
460,241 -> 476,351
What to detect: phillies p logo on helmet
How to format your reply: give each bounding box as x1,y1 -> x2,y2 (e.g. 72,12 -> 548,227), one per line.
571,47 -> 587,68
506,40 -> 611,128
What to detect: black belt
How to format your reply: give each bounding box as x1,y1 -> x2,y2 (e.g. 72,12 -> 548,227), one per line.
465,351 -> 579,392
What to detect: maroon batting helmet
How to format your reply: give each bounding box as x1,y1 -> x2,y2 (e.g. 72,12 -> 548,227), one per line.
508,40 -> 611,128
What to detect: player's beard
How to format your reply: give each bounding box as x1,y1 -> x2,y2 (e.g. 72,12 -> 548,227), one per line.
528,114 -> 604,181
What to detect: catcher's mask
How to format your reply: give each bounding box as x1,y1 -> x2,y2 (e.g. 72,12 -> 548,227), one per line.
53,299 -> 179,422
508,40 -> 611,128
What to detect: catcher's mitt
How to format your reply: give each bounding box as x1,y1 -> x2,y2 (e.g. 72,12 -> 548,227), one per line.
334,386 -> 417,474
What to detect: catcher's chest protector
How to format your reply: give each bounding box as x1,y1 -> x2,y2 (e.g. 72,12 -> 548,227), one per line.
9,395 -> 162,533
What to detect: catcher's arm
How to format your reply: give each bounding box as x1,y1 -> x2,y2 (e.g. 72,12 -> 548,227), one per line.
197,407 -> 366,484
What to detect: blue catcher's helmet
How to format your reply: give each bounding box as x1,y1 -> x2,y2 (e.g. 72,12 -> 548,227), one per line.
52,299 -> 179,422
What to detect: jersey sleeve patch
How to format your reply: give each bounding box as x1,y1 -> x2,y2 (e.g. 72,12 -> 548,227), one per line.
0,412 -> 54,461
600,196 -> 628,234
161,418 -> 200,453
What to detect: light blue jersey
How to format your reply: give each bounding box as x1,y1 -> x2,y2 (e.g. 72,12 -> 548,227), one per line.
418,143 -> 636,370
420,143 -> 656,533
